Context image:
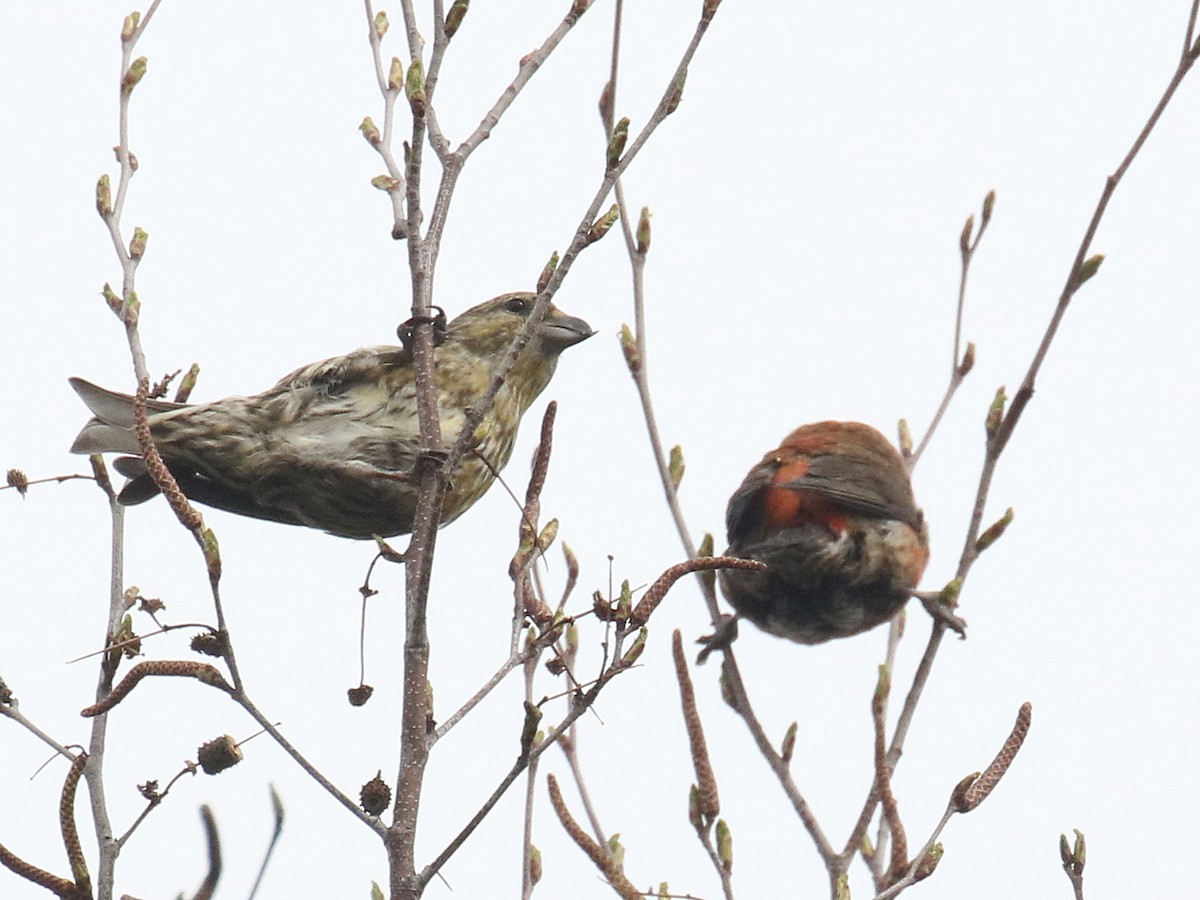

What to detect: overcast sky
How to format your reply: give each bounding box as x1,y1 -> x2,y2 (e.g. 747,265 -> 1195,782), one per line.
2,2 -> 1198,899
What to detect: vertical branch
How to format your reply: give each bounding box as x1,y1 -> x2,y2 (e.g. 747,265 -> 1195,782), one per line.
86,10 -> 162,897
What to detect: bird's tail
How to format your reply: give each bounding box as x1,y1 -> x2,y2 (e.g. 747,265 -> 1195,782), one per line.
68,377 -> 183,455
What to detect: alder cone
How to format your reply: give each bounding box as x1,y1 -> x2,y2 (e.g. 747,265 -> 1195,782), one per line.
719,421 -> 929,644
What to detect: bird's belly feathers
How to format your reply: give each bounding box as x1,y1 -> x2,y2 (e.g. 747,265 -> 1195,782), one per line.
720,518 -> 929,644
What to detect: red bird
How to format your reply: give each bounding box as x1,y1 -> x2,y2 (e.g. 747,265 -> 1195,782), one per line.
719,421 -> 929,644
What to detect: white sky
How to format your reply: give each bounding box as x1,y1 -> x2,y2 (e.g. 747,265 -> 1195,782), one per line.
2,2 -> 1198,899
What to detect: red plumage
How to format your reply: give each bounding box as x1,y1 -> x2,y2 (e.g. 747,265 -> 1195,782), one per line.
720,421 -> 929,644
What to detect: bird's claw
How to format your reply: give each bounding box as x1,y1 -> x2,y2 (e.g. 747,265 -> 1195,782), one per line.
695,613 -> 739,665
396,306 -> 448,349
914,591 -> 968,638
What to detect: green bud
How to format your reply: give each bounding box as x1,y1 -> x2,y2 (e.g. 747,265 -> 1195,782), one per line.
101,283 -> 122,314
606,116 -> 629,169
606,833 -> 624,869
668,445 -> 685,491
201,526 -> 221,581
537,518 -> 559,553
715,819 -> 732,872
981,189 -> 996,226
96,174 -> 112,217
636,206 -> 652,254
122,290 -> 140,326
975,507 -> 1014,552
528,845 -> 542,885
618,324 -> 640,374
780,722 -> 797,764
519,700 -> 542,758
1060,828 -> 1086,875
958,340 -> 977,376
537,250 -> 559,294
370,174 -> 401,192
616,579 -> 633,622
121,12 -> 141,42
874,663 -> 891,705
444,0 -> 470,38
939,577 -> 962,608
373,10 -> 389,38
687,784 -> 704,830
985,386 -> 1007,437
620,627 -> 648,667
360,116 -> 381,146
387,56 -> 403,91
586,203 -> 620,245
122,56 -> 148,93
1071,253 -> 1105,290
914,843 -> 943,881
406,58 -> 426,116
129,226 -> 148,261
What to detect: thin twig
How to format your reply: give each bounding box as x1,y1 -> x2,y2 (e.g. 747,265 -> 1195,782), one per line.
0,703 -> 75,763
363,0 -> 410,239
0,473 -> 95,493
908,192 -> 990,469
114,764 -> 197,849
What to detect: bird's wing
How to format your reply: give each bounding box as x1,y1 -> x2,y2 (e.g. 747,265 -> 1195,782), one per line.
789,453 -> 920,525
270,346 -> 412,396
725,461 -> 778,540
115,463 -> 308,526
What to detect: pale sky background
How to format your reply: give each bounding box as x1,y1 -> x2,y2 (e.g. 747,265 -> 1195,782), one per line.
2,2 -> 1198,899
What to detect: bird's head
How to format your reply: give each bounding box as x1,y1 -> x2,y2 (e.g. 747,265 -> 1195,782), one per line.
447,292 -> 594,359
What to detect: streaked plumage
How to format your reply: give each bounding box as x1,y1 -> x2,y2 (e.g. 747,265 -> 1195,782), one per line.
70,293 -> 593,538
719,421 -> 929,644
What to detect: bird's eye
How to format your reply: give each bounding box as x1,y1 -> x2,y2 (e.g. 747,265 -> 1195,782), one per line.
505,296 -> 530,314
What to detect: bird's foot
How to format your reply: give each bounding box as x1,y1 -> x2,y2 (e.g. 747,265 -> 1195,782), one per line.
913,590 -> 968,638
396,306 -> 448,349
696,613 -> 739,665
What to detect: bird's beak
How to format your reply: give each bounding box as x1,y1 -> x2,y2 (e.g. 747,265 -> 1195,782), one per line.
538,308 -> 595,351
